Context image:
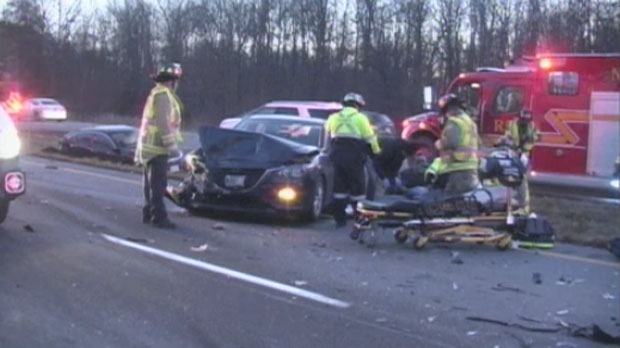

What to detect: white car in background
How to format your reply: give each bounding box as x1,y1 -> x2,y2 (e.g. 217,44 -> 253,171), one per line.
219,100 -> 343,129
21,98 -> 67,121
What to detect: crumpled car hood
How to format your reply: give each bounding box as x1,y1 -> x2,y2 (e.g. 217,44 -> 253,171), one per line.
198,126 -> 319,168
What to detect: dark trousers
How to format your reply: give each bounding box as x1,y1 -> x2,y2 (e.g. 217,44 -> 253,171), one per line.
143,155 -> 169,222
329,138 -> 367,224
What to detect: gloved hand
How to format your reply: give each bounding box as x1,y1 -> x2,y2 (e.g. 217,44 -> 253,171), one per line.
520,153 -> 529,168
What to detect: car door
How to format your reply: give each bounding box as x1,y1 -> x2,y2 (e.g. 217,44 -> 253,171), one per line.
90,133 -> 116,159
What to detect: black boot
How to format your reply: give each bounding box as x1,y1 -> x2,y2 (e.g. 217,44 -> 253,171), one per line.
142,206 -> 152,224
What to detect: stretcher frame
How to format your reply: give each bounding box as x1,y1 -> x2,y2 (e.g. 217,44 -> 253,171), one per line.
351,187 -> 516,250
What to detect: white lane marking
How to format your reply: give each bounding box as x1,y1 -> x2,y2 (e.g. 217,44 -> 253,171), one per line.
102,233 -> 351,309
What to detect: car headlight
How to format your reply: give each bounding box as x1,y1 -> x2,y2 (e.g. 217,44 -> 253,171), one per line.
275,164 -> 308,178
0,129 -> 21,159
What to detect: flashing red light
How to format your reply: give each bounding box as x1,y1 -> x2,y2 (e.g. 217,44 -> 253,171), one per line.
539,58 -> 552,70
3,92 -> 24,114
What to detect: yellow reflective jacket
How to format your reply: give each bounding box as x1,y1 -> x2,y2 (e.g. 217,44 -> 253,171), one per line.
425,157 -> 447,183
135,84 -> 183,164
439,110 -> 479,173
325,107 -> 381,154
504,119 -> 540,155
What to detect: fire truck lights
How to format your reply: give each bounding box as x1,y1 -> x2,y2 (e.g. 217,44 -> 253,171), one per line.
2,92 -> 24,114
539,58 -> 553,70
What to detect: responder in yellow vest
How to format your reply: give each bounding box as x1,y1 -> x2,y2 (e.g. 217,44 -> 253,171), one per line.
135,62 -> 184,229
424,157 -> 449,189
435,93 -> 481,195
498,109 -> 540,214
324,92 -> 381,228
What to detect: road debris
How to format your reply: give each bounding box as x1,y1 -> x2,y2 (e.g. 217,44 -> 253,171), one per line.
190,244 -> 209,252
294,280 -> 308,286
469,316 -> 620,344
466,316 -> 561,333
23,224 -> 35,233
492,283 -> 524,293
124,237 -> 153,244
603,293 -> 616,300
450,251 -> 464,264
532,272 -> 542,284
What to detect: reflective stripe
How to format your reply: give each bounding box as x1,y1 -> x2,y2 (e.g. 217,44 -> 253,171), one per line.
332,110 -> 359,136
350,195 -> 366,201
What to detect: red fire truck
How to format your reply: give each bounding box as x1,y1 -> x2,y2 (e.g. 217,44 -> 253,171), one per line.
402,53 -> 620,177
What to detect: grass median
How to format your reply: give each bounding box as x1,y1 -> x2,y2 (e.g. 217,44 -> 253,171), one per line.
20,131 -> 619,248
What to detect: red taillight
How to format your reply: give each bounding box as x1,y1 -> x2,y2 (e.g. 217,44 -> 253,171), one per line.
419,121 -> 427,130
402,120 -> 410,128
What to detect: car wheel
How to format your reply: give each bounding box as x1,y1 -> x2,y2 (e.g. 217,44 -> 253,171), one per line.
304,178 -> 325,222
0,199 -> 9,224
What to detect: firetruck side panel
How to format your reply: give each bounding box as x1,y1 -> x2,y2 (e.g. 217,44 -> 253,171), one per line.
530,55 -> 619,176
586,91 -> 620,176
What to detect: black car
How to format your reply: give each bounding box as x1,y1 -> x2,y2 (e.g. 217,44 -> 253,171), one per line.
168,115 -> 334,221
364,111 -> 398,139
59,125 -> 182,166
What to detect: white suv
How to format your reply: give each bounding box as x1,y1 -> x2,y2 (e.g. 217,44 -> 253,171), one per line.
219,100 -> 343,129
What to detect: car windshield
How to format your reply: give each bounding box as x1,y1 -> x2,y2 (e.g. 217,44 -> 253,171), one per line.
38,99 -> 60,106
235,118 -> 323,147
107,129 -> 139,147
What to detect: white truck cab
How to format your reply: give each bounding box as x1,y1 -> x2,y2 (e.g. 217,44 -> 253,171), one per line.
0,106 -> 26,223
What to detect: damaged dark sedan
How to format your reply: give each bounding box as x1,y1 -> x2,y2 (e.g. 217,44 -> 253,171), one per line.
167,116 -> 334,221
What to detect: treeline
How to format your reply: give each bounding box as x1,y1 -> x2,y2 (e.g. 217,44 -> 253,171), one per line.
0,0 -> 618,125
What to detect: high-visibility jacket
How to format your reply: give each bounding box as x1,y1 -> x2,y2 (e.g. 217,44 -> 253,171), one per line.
425,157 -> 446,183
504,119 -> 540,155
135,84 -> 183,164
325,107 -> 381,154
439,110 -> 479,173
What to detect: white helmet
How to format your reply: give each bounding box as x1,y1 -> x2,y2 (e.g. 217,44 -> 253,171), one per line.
342,92 -> 366,107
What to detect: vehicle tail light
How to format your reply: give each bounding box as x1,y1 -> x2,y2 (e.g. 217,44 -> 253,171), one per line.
402,120 -> 411,128
5,172 -> 25,194
419,122 -> 427,130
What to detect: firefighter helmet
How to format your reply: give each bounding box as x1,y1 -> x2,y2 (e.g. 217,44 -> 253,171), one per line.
437,93 -> 465,113
342,92 -> 366,107
152,62 -> 182,82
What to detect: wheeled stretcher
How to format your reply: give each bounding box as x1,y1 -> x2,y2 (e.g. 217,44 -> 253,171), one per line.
350,148 -> 554,250
351,186 -> 518,249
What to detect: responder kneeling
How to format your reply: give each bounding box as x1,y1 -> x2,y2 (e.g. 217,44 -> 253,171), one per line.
324,93 -> 381,228
432,94 -> 481,195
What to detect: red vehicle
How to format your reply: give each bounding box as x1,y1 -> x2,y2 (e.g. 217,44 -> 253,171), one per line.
402,53 -> 620,177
